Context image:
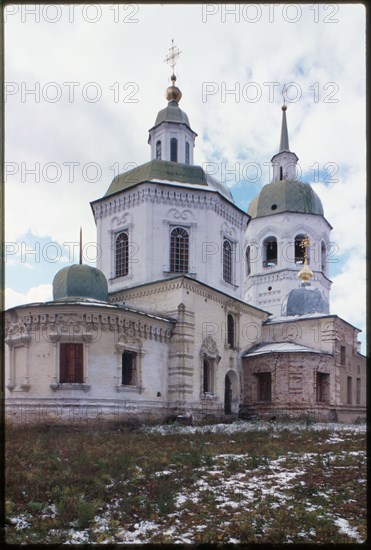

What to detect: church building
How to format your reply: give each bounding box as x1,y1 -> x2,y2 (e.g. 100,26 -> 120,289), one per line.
5,47 -> 366,424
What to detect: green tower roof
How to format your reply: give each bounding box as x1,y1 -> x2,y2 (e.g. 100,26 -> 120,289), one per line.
247,179 -> 324,218
152,100 -> 191,128
53,264 -> 108,302
100,159 -> 234,203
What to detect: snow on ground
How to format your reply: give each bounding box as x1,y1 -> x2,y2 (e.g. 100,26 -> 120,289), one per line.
333,518 -> 364,543
142,420 -> 366,436
7,421 -> 366,544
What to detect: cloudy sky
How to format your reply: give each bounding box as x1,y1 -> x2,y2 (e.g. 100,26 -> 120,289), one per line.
5,3 -> 366,350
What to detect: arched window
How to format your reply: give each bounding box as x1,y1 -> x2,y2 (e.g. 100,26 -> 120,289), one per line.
321,241 -> 326,272
185,141 -> 190,164
294,234 -> 306,264
115,232 -> 129,277
227,314 -> 235,348
280,166 -> 283,180
223,239 -> 233,284
156,140 -> 161,160
170,227 -> 189,273
263,237 -> 277,268
170,138 -> 178,162
246,245 -> 251,276
203,358 -> 212,393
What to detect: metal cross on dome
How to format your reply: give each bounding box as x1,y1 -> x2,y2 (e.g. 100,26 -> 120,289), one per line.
282,84 -> 289,106
164,39 -> 182,75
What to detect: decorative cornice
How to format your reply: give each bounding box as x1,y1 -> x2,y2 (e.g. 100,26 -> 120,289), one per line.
5,309 -> 173,344
111,277 -> 267,320
92,184 -> 247,230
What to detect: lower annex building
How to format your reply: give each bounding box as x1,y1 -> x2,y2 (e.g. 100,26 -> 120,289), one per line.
5,59 -> 366,424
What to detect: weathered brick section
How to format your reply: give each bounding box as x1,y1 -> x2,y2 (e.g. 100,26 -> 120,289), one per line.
241,315 -> 366,422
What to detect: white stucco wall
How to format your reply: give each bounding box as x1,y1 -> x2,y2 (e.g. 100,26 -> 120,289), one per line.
93,182 -> 248,301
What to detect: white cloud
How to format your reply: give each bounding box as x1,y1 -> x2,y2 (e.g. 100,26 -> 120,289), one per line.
4,4 -> 366,342
5,284 -> 53,310
330,253 -> 366,352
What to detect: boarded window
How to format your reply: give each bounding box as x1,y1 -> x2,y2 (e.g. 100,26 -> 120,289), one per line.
316,372 -> 329,403
356,378 -> 361,405
122,351 -> 137,386
347,376 -> 352,404
60,343 -> 83,383
256,372 -> 271,402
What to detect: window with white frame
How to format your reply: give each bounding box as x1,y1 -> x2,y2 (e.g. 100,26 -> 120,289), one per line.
223,238 -> 233,284
115,232 -> 129,278
170,227 -> 189,273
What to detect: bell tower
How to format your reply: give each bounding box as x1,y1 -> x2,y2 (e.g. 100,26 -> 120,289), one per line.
148,40 -> 197,164
244,104 -> 332,316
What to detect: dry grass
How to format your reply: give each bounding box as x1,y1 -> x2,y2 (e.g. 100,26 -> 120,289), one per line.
5,419 -> 367,544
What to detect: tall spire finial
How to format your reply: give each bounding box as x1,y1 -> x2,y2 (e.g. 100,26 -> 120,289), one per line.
298,235 -> 313,282
79,227 -> 83,265
279,86 -> 290,153
164,39 -> 182,84
164,39 -> 182,104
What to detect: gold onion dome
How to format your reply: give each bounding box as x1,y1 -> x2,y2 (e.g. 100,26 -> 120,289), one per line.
298,263 -> 314,282
166,74 -> 182,104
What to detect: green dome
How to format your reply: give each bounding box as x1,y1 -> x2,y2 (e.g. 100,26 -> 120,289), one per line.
153,100 -> 191,128
248,179 -> 323,218
53,264 -> 108,302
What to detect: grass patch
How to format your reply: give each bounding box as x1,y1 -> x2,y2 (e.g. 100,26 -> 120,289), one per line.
5,420 -> 366,544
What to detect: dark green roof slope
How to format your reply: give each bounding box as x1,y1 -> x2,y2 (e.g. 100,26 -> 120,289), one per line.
53,264 -> 108,302
248,179 -> 323,218
152,100 -> 191,128
102,160 -> 234,202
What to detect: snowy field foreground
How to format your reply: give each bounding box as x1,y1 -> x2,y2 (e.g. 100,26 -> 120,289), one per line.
142,419 -> 367,435
6,420 -> 367,544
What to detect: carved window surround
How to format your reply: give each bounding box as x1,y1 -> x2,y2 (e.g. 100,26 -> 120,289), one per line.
49,332 -> 93,388
115,341 -> 145,393
6,329 -> 31,392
